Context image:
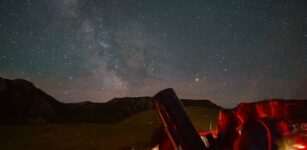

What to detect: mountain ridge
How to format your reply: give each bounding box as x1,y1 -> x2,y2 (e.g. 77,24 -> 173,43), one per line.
0,77 -> 220,124
2,77 -> 306,124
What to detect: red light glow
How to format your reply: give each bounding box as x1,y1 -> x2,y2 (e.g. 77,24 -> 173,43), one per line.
294,144 -> 305,149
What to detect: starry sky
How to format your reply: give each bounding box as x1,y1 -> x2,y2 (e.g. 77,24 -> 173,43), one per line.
0,0 -> 306,108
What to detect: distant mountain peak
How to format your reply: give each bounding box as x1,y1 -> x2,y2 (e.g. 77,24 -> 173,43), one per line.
0,77 -> 62,124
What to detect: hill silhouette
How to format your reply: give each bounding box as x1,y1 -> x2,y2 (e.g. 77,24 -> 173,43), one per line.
0,77 -> 220,124
0,77 -> 62,124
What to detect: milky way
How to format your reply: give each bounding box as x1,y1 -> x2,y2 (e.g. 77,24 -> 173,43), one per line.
0,0 -> 306,107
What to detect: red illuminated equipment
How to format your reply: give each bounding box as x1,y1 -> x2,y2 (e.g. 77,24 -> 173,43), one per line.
236,100 -> 307,150
255,101 -> 290,119
153,89 -> 208,150
252,99 -> 307,124
152,88 -> 307,150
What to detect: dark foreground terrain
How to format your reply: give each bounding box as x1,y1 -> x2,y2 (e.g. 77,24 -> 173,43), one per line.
0,107 -> 219,150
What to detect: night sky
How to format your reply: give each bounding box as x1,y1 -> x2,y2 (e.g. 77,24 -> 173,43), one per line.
0,0 -> 306,108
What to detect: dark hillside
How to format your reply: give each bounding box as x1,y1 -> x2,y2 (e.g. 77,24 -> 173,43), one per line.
0,77 -> 221,124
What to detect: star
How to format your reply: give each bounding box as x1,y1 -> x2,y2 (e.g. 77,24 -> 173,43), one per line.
0,0 -> 305,108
